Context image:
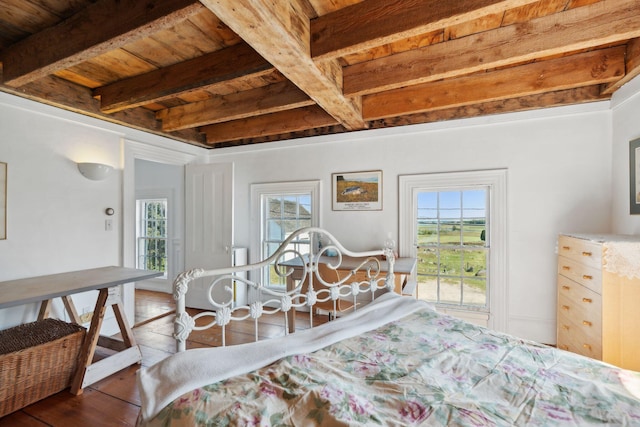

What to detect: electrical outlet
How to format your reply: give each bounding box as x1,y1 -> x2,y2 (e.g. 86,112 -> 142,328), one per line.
79,311 -> 93,323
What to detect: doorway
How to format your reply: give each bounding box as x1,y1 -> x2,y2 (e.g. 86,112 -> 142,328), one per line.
121,139 -> 197,327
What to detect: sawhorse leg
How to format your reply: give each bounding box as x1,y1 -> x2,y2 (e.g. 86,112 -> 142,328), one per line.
70,286 -> 142,395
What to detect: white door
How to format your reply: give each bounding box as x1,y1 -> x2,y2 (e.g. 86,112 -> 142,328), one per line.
184,163 -> 233,309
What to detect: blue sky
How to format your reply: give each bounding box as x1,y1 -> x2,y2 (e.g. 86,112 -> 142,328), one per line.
417,190 -> 486,220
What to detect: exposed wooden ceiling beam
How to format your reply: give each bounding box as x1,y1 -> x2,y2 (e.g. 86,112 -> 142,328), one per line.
367,86 -> 609,130
363,46 -> 624,120
201,105 -> 338,144
94,43 -> 274,113
158,81 -> 314,131
311,0 -> 539,60
1,0 -> 203,87
602,37 -> 640,95
199,0 -> 365,131
0,70 -> 206,146
344,0 -> 640,96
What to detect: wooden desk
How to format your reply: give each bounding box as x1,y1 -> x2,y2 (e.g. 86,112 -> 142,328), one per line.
0,266 -> 162,394
283,256 -> 417,331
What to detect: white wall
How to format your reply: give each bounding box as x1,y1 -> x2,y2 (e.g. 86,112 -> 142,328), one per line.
0,93 -> 204,332
210,103 -> 614,343
611,76 -> 640,233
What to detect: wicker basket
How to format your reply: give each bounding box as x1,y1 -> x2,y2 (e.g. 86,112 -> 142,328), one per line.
0,318 -> 85,417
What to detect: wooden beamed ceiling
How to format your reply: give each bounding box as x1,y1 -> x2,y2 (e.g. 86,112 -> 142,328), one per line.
0,0 -> 639,149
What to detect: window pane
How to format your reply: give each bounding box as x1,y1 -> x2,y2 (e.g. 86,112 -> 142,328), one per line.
463,277 -> 487,307
418,222 -> 438,245
439,278 -> 462,305
440,221 -> 462,245
462,250 -> 486,277
439,249 -> 461,275
417,247 -> 438,275
417,192 -> 437,209
417,277 -> 438,302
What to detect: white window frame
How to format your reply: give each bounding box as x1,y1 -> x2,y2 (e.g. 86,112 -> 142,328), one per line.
399,170 -> 507,332
250,180 -> 321,288
135,188 -> 174,289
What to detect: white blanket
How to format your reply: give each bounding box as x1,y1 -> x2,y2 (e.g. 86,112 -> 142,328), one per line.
137,293 -> 431,422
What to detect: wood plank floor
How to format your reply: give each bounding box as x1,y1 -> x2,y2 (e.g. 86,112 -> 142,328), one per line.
0,290 -> 326,426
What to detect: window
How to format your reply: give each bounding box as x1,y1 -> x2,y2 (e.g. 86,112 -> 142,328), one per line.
251,181 -> 320,289
136,198 -> 168,277
263,194 -> 312,287
416,189 -> 488,310
399,170 -> 507,331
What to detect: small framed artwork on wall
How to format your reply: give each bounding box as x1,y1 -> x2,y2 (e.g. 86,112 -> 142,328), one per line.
0,161 -> 6,239
630,138 -> 640,214
332,170 -> 382,211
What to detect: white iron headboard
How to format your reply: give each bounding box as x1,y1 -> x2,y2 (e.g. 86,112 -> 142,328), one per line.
172,227 -> 396,351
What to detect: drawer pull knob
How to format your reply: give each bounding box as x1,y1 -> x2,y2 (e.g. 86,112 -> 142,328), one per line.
561,285 -> 571,291
582,275 -> 593,280
561,305 -> 570,311
582,251 -> 592,257
562,266 -> 571,271
582,298 -> 592,303
562,246 -> 571,251
583,344 -> 592,350
583,320 -> 592,327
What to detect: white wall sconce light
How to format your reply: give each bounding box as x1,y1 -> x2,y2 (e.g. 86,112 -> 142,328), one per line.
77,162 -> 113,181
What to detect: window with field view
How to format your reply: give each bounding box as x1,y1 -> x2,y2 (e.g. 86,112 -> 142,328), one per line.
416,189 -> 488,311
136,198 -> 168,277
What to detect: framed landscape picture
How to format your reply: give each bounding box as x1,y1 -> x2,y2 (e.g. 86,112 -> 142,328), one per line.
630,138 -> 640,215
0,162 -> 6,239
332,170 -> 382,211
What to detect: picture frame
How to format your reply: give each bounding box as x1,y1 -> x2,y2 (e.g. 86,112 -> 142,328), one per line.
0,162 -> 6,239
630,138 -> 640,215
332,170 -> 382,211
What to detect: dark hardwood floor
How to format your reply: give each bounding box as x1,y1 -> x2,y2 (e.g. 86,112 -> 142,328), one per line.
1,290 -> 323,426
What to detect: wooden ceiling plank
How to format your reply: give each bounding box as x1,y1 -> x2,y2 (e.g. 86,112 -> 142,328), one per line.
94,43 -> 273,113
363,46 -> 625,120
311,0 -> 539,60
1,0 -> 203,87
602,38 -> 640,95
199,0 -> 365,130
201,105 -> 338,144
159,81 -> 314,131
344,0 -> 640,96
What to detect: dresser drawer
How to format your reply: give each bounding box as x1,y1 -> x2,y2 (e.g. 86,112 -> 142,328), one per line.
557,314 -> 602,359
557,255 -> 602,294
557,235 -> 602,270
557,281 -> 602,324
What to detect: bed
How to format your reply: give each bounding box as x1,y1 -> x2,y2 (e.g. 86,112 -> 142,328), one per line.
136,227 -> 640,426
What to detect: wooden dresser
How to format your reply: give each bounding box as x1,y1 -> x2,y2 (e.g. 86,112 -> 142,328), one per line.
556,234 -> 640,371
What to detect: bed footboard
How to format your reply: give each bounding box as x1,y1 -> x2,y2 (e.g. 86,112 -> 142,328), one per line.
172,227 -> 396,351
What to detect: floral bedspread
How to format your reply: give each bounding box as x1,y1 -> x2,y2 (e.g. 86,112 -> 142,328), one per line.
142,307 -> 640,426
